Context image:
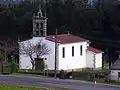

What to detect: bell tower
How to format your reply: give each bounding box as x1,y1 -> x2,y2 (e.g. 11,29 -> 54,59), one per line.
33,6 -> 47,37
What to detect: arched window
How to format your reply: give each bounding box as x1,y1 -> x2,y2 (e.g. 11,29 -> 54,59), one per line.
36,23 -> 39,29
40,23 -> 44,35
40,23 -> 43,29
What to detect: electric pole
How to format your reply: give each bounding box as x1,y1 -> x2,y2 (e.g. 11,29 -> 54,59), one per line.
4,42 -> 7,62
54,29 -> 58,78
93,53 -> 96,69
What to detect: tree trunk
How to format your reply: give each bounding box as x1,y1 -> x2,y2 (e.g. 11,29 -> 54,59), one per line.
31,62 -> 35,70
108,48 -> 112,69
102,53 -> 105,69
109,55 -> 111,69
29,55 -> 34,70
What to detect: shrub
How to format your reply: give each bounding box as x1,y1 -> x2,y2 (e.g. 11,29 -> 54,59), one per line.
1,60 -> 19,74
9,60 -> 19,73
39,58 -> 45,71
35,58 -> 45,71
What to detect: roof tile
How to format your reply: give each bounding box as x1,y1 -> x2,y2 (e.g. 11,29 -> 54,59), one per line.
46,34 -> 88,44
88,47 -> 103,53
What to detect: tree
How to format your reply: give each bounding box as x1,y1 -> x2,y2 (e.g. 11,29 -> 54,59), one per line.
20,40 -> 50,70
1,0 -> 120,66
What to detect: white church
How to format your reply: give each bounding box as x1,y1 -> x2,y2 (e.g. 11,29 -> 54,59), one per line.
19,8 -> 103,71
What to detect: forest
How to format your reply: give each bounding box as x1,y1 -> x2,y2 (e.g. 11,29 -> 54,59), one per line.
0,0 -> 120,67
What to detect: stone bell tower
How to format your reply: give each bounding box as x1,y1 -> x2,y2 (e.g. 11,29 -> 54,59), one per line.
33,6 -> 47,37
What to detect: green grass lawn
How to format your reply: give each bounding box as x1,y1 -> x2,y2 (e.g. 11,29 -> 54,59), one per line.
9,73 -> 50,78
0,84 -> 71,90
0,84 -> 47,90
0,86 -> 45,90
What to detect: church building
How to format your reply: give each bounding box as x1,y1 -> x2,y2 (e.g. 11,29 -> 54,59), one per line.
19,7 -> 103,70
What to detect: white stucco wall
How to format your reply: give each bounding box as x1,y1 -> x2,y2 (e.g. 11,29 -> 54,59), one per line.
43,40 -> 55,70
86,51 -> 94,68
20,37 -> 104,70
110,70 -> 120,81
19,37 -> 55,70
19,37 -> 88,70
86,51 -> 102,68
95,53 -> 102,68
58,42 -> 88,70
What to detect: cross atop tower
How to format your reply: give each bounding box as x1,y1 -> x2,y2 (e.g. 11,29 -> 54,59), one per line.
33,5 -> 47,37
35,5 -> 43,18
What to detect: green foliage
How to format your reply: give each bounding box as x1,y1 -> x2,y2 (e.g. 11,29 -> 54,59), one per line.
0,62 -> 10,74
39,58 -> 45,71
76,68 -> 110,74
0,0 -> 119,46
0,0 -> 120,64
35,58 -> 45,71
9,60 -> 19,73
1,60 -> 19,74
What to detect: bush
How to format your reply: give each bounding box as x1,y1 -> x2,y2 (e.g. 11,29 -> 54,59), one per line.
39,59 -> 45,71
1,60 -> 19,74
9,60 -> 19,73
35,58 -> 45,71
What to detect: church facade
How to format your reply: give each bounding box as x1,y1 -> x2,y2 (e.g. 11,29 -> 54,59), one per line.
19,8 -> 103,70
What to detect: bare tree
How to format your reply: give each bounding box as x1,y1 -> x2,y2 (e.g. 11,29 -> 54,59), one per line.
20,40 -> 50,70
34,40 -> 50,58
0,39 -> 19,63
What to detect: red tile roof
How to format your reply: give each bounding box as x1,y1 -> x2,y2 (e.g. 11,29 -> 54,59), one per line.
46,34 -> 88,44
88,47 -> 103,54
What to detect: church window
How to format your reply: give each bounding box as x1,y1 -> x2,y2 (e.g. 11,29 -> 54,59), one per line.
36,30 -> 39,36
39,13 -> 41,17
36,23 -> 39,29
41,30 -> 43,36
40,23 -> 43,29
62,47 -> 65,58
40,23 -> 44,36
72,46 -> 74,57
80,45 -> 83,55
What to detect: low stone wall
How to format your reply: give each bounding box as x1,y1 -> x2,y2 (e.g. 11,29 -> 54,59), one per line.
18,69 -> 59,77
65,71 -> 109,82
18,69 -> 109,81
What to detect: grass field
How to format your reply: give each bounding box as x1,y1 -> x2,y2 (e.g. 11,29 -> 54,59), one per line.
0,84 -> 47,90
10,73 -> 50,78
0,83 -> 71,90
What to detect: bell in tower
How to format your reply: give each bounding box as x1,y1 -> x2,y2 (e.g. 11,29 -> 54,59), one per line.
33,5 -> 47,37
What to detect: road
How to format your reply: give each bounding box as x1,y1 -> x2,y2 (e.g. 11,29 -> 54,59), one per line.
0,75 -> 120,90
